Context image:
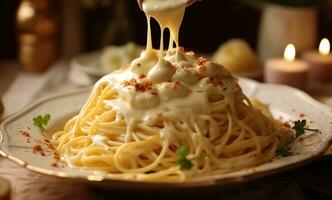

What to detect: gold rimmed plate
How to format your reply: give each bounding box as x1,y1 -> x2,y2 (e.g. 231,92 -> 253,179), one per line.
1,79 -> 332,194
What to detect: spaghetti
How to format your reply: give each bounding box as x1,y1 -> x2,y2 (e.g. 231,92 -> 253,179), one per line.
53,0 -> 291,182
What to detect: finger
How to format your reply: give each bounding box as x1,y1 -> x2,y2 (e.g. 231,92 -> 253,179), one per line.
187,0 -> 194,6
187,0 -> 201,7
137,0 -> 143,10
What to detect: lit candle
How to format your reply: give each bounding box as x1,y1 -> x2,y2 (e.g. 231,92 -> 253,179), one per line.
302,38 -> 332,82
264,44 -> 309,89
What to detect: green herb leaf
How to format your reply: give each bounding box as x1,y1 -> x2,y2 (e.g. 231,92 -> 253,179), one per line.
177,157 -> 193,170
43,114 -> 51,126
292,120 -> 319,138
276,119 -> 320,157
275,144 -> 291,157
292,120 -> 305,137
33,114 -> 51,132
177,139 -> 193,170
177,139 -> 189,157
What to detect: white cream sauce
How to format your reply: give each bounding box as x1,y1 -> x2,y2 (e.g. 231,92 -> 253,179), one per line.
94,0 -> 234,141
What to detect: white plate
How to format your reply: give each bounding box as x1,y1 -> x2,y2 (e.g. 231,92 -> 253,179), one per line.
1,79 -> 332,192
71,51 -> 105,77
68,51 -> 105,86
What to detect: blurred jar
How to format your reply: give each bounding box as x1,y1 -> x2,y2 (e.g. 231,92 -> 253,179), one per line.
81,0 -> 133,51
16,0 -> 59,73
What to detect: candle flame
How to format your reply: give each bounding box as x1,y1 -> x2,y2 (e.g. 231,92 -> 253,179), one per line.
319,38 -> 330,55
284,44 -> 296,62
17,1 -> 35,21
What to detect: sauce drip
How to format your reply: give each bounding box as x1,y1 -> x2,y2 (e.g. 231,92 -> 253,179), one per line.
96,0 -> 233,142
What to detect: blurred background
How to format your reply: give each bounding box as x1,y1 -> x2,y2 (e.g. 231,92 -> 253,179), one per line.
1,0 -> 332,94
1,0 -> 331,61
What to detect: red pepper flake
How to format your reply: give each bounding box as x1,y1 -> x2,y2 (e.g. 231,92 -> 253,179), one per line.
299,113 -> 305,117
46,142 -> 55,150
198,65 -> 206,75
139,74 -> 146,79
197,57 -> 208,66
20,131 -> 32,143
32,144 -> 44,156
123,78 -> 136,87
123,78 -> 152,92
33,144 -> 42,152
135,81 -> 152,92
207,76 -> 215,84
21,131 -> 30,138
283,122 -> 291,128
51,162 -> 58,167
136,63 -> 141,67
54,152 -> 60,161
207,76 -> 224,87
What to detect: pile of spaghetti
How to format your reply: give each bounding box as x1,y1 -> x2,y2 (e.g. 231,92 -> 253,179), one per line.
53,47 -> 291,182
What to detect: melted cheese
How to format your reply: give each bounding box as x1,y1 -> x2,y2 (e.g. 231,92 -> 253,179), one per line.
130,0 -> 186,76
53,0 -> 290,181
93,0 -> 234,142
98,50 -> 232,143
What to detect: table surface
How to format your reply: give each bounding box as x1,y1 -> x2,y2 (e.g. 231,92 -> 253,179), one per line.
0,61 -> 331,200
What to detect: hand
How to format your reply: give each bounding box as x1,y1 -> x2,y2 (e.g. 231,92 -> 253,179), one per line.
137,0 -> 143,10
187,0 -> 201,6
137,0 -> 201,10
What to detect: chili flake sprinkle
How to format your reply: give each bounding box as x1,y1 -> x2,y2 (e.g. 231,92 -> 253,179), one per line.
123,78 -> 153,92
197,57 -> 208,66
21,131 -> 30,138
32,144 -> 45,156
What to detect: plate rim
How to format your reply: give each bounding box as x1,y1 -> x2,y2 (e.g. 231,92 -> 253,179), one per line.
70,50 -> 106,77
0,79 -> 331,187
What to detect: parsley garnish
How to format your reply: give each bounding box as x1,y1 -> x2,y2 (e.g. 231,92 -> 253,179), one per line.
176,139 -> 193,170
33,114 -> 51,132
276,119 -> 320,157
292,119 -> 319,138
275,143 -> 291,157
